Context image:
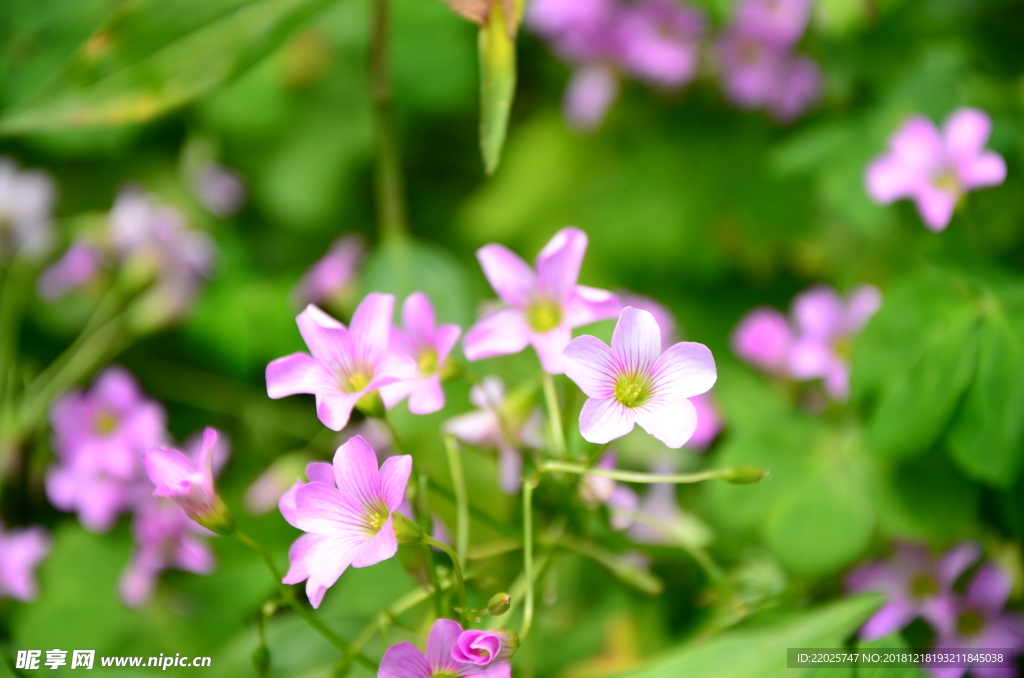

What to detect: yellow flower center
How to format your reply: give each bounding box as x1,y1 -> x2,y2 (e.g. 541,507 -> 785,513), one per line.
365,505 -> 390,536
933,171 -> 961,198
95,411 -> 118,435
614,375 -> 649,408
345,371 -> 371,393
956,610 -> 984,637
909,572 -> 937,599
527,300 -> 561,333
417,348 -> 439,376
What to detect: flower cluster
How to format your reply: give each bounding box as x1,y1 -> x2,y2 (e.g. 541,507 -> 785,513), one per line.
732,284 -> 881,400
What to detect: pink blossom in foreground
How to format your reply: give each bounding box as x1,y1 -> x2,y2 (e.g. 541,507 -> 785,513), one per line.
866,108 -> 1007,231
562,306 -> 717,448
443,377 -> 544,493
452,629 -> 515,667
380,292 -> 462,415
379,619 -> 511,678
0,157 -> 55,261
280,435 -> 411,608
46,367 -> 167,532
464,227 -> 620,374
119,499 -> 216,608
293,235 -> 365,307
0,523 -> 50,602
846,542 -> 980,642
580,452 -> 639,530
144,427 -> 228,527
266,294 -> 416,431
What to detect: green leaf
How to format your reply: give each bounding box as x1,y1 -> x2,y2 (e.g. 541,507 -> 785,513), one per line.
0,0 -> 334,134
873,451 -> 979,542
617,595 -> 882,678
946,314 -> 1024,487
868,308 -> 978,459
477,1 -> 516,175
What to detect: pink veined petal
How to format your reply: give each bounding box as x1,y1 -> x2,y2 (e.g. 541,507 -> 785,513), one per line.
349,517 -> 398,567
793,285 -> 847,339
649,341 -> 717,401
611,307 -> 662,377
282,533 -> 320,584
332,436 -> 385,510
279,481 -> 302,527
530,325 -> 573,374
443,410 -> 499,447
846,562 -> 909,596
197,427 -> 219,490
293,482 -> 367,536
302,535 -> 360,608
956,151 -> 1007,190
379,455 -> 413,511
865,155 -> 924,204
402,292 -> 436,339
563,334 -> 617,398
463,309 -> 531,361
935,542 -> 981,588
890,116 -> 945,172
631,397 -> 698,449
966,565 -> 1012,617
434,324 -> 462,363
943,107 -> 992,160
563,286 -> 623,328
535,227 -> 588,300
498,445 -> 522,494
306,461 -> 335,486
912,184 -> 957,232
350,292 -> 396,367
372,351 -> 419,390
474,662 -> 513,678
379,642 -> 431,678
579,397 -> 635,444
426,619 -> 465,675
476,244 -> 536,308
859,598 -> 919,641
266,353 -> 335,399
315,391 -> 362,432
407,376 -> 446,415
296,305 -> 355,371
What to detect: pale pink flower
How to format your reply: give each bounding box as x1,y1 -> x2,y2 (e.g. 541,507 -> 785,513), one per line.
0,157 -> 55,261
464,227 -> 620,374
733,0 -> 813,47
144,427 -> 225,524
866,108 -> 1007,231
380,292 -> 462,415
614,0 -> 706,87
731,306 -> 794,373
280,435 -> 411,608
266,294 -> 416,431
293,235 -> 365,307
37,242 -> 102,301
191,163 -> 245,217
562,306 -> 717,448
379,619 -> 511,678
0,523 -> 50,602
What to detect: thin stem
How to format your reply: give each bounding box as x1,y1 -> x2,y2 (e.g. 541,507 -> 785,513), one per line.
537,461 -> 765,484
422,535 -> 469,625
370,0 -> 406,242
443,435 -> 470,566
233,529 -> 378,672
541,372 -> 567,459
520,478 -> 537,639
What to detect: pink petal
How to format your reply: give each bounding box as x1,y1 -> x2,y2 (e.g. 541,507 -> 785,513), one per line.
174,535 -> 215,574
912,185 -> 957,231
379,642 -> 431,678
314,391 -> 361,431
301,535 -> 359,608
379,379 -> 415,410
282,533 -> 319,584
294,482 -> 366,536
787,337 -> 834,379
296,306 -> 355,370
349,518 -> 398,567
890,115 -> 945,171
611,307 -> 662,376
859,598 -> 918,641
306,461 -> 335,485
279,481 -> 302,527
563,335 -> 617,398
470,376 -> 505,410
426,619 -> 465,675
936,542 -> 980,588
401,292 -> 436,338
463,309 -> 531,361
865,155 -> 923,204
649,341 -> 717,401
579,397 -> 635,444
145,448 -> 195,495
847,285 -> 882,333
632,397 -> 698,448
563,286 -> 623,327
966,565 -> 1012,617
434,324 -> 462,363
371,351 -> 418,390
943,107 -> 991,160
792,285 -> 846,339
535,227 -> 588,300
379,455 -> 413,511
823,361 -> 850,400
266,353 -> 335,399
731,307 -> 793,370
443,410 -> 499,447
407,377 -> 446,414
564,65 -> 620,131
476,244 -> 536,307
350,293 -> 395,367
332,435 -> 385,509
530,325 -> 573,374
498,444 -> 522,494
956,151 -> 1006,190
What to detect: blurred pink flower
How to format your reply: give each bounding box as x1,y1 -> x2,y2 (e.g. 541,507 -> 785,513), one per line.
626,460 -> 697,544
731,306 -> 794,373
464,227 -> 620,374
0,157 -> 55,261
380,292 -> 462,415
716,30 -> 821,121
767,55 -> 823,122
866,108 -> 1007,231
37,242 -> 102,301
527,0 -> 619,64
293,235 -> 365,307
0,523 -> 50,602
686,391 -> 722,449
144,427 -> 225,525
733,0 -> 813,47
564,65 -> 620,131
280,435 -> 411,608
614,0 -> 705,87
266,294 -> 416,431
46,367 -> 167,532
379,619 -> 511,678
191,163 -> 245,217
244,454 -> 310,516
580,452 -> 639,530
562,306 -> 717,448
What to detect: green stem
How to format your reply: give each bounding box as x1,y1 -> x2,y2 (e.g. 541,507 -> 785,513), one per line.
370,0 -> 407,242
520,478 -> 537,639
423,535 -> 469,625
233,529 -> 378,672
537,461 -> 765,484
541,372 -> 567,459
0,262 -> 29,425
443,435 -> 470,566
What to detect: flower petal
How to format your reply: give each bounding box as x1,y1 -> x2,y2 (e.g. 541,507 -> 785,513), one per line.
443,410 -> 499,447
302,535 -> 358,608
426,618 -> 465,675
268,353 -> 335,399
297,305 -> 354,370
966,565 -> 1012,617
859,598 -> 919,641
294,482 -> 368,537
351,293 -> 395,367
279,481 -> 302,527
332,435 -> 385,510
787,338 -> 833,379
579,397 -> 635,444
792,285 -> 847,338
943,107 -> 992,160
611,307 -> 661,376
402,292 -> 436,338
563,335 -> 618,398
306,461 -> 335,486
349,517 -> 398,567
498,444 -> 522,494
463,309 -> 531,362
145,448 -> 195,496
865,155 -> 924,204
282,533 -> 319,584
890,115 -> 945,171
434,324 -> 462,363
477,244 -> 536,307
956,151 -> 1007,190
315,391 -> 361,431
912,185 -> 957,231
936,542 -> 981,588
632,397 -> 698,449
563,285 -> 623,328
379,455 -> 413,511
379,643 -> 431,678
650,341 -> 717,401
407,377 -> 446,415
535,227 -> 587,299
530,325 -> 573,374
847,285 -> 882,333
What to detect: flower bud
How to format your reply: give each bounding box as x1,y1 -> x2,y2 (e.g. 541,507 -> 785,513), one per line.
251,645 -> 270,678
485,592 -> 511,616
451,627 -> 519,666
392,511 -> 427,545
722,466 -> 767,484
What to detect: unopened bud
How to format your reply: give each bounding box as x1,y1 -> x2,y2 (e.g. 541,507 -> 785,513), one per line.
392,512 -> 427,545
485,592 -> 511,616
722,466 -> 767,484
251,645 -> 270,678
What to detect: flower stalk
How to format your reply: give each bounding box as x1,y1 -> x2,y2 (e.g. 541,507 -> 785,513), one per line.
537,460 -> 767,484
520,477 -> 538,639
542,372 -> 567,459
443,434 -> 470,565
370,0 -> 406,242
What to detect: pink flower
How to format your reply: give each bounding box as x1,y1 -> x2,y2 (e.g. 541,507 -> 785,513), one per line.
293,235 -> 365,307
0,157 -> 55,261
37,242 -> 102,301
626,460 -> 708,545
244,454 -> 310,516
452,629 -> 515,667
380,292 -> 462,415
614,0 -> 706,87
379,619 -> 511,678
619,292 -> 677,346
280,435 -> 411,608
686,391 -> 722,449
266,294 -> 416,431
527,0 -> 619,64
119,499 -> 216,608
564,65 -> 620,131
191,163 -> 245,217
442,377 -> 544,493
0,523 -> 50,602
144,427 -> 226,526
866,108 -> 1007,231
46,367 -> 167,532
562,306 -> 717,448
464,227 -> 620,374
580,452 -> 639,530
732,0 -> 813,47
731,306 -> 794,372
766,55 -> 823,123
